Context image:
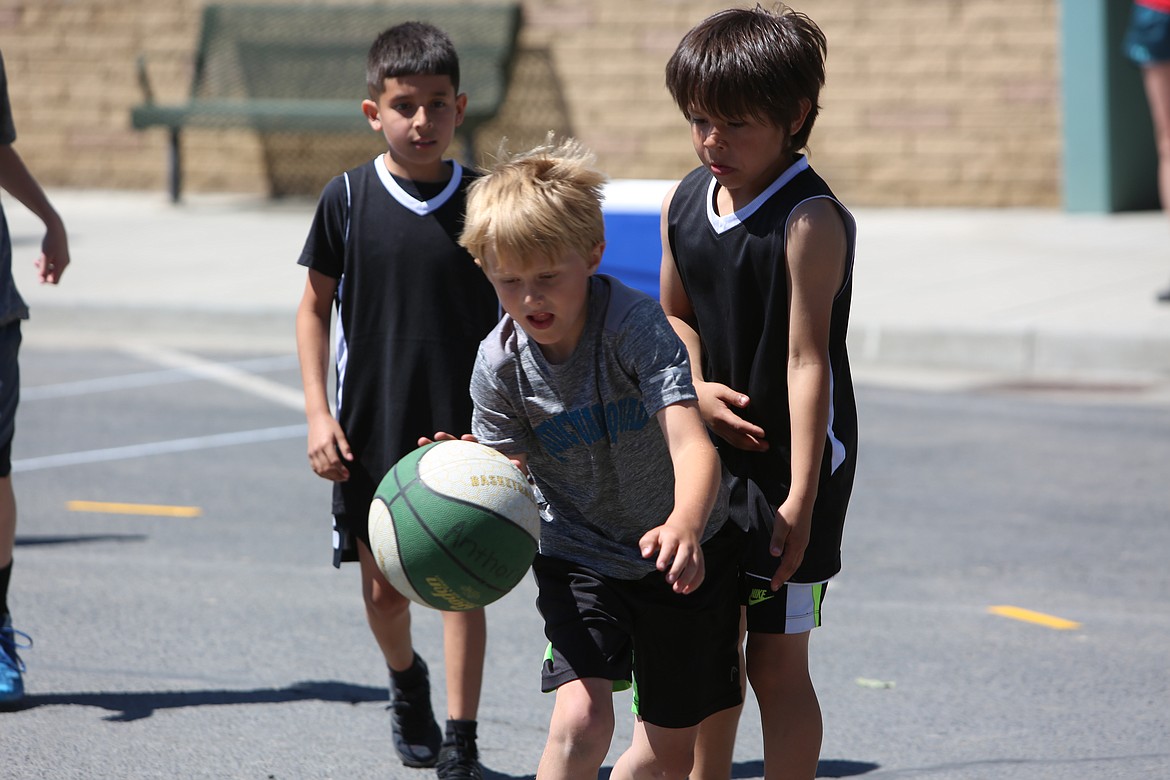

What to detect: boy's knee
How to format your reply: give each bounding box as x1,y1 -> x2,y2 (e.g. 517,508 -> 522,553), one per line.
547,688 -> 615,767
364,579 -> 411,618
645,745 -> 696,780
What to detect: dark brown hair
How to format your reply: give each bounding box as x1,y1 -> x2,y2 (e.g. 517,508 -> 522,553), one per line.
366,22 -> 460,100
665,4 -> 827,152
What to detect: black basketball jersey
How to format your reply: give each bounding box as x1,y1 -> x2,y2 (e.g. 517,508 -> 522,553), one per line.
666,156 -> 858,582
298,157 -> 500,517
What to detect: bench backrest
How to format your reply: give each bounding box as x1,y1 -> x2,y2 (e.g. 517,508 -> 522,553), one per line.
191,3 -> 521,115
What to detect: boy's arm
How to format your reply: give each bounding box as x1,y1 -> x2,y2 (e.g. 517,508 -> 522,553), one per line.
0,145 -> 69,284
296,268 -> 352,482
639,399 -> 721,595
769,197 -> 848,589
659,184 -> 766,451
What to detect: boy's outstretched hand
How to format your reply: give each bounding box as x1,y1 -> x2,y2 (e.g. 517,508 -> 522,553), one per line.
695,380 -> 769,452
639,524 -> 705,594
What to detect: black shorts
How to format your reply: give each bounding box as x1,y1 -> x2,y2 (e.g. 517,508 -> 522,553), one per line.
533,522 -> 742,729
0,321 -> 21,478
332,510 -> 372,567
738,488 -> 829,634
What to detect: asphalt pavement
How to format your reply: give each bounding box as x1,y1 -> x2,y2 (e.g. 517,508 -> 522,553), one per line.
3,189 -> 1169,778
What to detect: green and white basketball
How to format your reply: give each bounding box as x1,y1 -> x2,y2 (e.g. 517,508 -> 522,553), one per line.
368,440 -> 540,611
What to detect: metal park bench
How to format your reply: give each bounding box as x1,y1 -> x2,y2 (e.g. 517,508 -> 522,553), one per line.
131,3 -> 522,201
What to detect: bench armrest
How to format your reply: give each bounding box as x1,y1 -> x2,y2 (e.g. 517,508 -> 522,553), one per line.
136,54 -> 155,104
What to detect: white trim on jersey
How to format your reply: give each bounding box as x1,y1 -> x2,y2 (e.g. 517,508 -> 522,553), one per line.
827,367 -> 846,473
373,154 -> 464,216
704,155 -> 810,234
334,172 -> 353,417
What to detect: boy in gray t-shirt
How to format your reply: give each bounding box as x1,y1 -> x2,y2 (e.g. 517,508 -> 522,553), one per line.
455,138 -> 741,780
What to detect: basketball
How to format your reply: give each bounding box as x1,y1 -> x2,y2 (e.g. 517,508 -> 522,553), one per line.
368,440 -> 541,611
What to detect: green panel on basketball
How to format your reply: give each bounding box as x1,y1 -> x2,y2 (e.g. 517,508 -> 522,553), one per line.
368,440 -> 541,611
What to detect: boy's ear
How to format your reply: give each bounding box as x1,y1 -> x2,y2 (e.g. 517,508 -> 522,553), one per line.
454,92 -> 468,127
587,242 -> 605,273
362,99 -> 382,131
789,98 -> 812,138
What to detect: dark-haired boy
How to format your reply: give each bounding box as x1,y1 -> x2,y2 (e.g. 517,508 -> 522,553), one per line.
295,22 -> 499,780
660,6 -> 858,780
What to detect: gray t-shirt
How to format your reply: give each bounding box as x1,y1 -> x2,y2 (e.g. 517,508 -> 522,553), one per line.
471,274 -> 729,579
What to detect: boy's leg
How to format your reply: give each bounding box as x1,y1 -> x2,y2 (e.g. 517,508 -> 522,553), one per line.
0,477 -> 22,705
0,323 -> 27,704
357,540 -> 442,767
746,631 -> 820,780
440,608 -> 485,720
692,608 -> 747,780
357,540 -> 415,669
1141,62 -> 1170,300
691,707 -> 741,780
537,677 -> 615,780
611,719 -> 701,780
1143,62 -> 1170,217
0,321 -> 18,603
0,475 -> 13,573
436,608 -> 486,779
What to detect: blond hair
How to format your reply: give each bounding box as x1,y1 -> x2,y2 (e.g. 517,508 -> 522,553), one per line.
460,136 -> 606,269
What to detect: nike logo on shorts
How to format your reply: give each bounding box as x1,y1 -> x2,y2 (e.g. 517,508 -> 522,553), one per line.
748,588 -> 775,606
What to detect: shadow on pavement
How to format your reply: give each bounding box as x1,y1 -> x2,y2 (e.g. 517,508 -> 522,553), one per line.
15,533 -> 149,547
732,759 -> 880,778
15,679 -> 385,721
594,758 -> 879,780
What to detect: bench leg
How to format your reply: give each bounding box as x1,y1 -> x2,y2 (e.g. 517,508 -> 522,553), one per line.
168,128 -> 182,203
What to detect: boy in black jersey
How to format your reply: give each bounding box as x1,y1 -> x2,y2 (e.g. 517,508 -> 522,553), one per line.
295,23 -> 499,780
660,7 -> 858,780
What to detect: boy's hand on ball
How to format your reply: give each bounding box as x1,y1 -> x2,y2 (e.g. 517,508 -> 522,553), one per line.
417,431 -> 478,447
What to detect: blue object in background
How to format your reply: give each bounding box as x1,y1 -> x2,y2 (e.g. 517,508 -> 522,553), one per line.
600,211 -> 661,299
599,180 -> 673,300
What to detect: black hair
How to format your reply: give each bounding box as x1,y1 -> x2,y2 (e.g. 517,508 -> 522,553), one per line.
366,21 -> 460,99
665,4 -> 826,152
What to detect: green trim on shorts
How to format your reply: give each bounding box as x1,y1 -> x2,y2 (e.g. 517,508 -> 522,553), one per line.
542,642 -> 633,693
812,582 -> 826,627
629,658 -> 640,717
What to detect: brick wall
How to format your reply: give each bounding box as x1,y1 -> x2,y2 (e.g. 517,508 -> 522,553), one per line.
0,0 -> 1060,206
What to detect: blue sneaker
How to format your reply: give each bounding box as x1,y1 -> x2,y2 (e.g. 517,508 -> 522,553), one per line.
0,613 -> 32,706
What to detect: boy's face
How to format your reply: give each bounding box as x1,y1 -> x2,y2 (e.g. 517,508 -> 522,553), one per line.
687,102 -> 809,208
362,74 -> 467,181
481,243 -> 604,364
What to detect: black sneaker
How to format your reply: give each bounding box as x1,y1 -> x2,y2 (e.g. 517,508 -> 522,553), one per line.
389,655 -> 442,768
436,734 -> 483,780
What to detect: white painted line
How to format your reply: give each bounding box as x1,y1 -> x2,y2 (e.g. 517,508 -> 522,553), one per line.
22,355 -> 299,401
12,424 -> 307,473
121,344 -> 305,411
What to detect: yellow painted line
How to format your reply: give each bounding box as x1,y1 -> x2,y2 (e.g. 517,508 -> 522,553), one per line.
66,500 -> 202,518
988,605 -> 1081,630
